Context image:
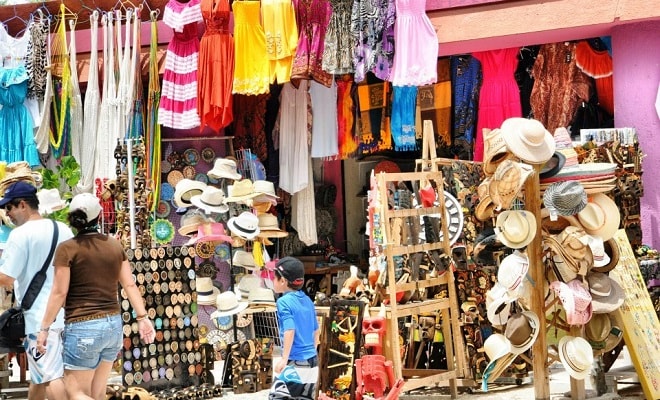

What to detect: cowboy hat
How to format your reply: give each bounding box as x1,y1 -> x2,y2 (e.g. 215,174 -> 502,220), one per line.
257,213 -> 288,239
576,193 -> 620,241
500,117 -> 555,164
489,160 -> 533,210
495,210 -> 537,249
475,178 -> 495,221
224,180 -> 260,204
482,128 -> 513,176
586,272 -> 624,314
504,311 -> 540,355
227,211 -> 260,240
173,179 -> 207,208
486,283 -> 517,326
542,180 -> 587,217
584,313 -> 610,346
593,238 -> 619,273
549,279 -> 593,326
558,336 -> 594,380
190,186 -> 229,214
37,188 -> 67,215
584,235 -> 610,268
481,334 -> 516,390
497,250 -> 529,295
211,291 -> 249,317
192,222 -> 232,244
207,158 -> 242,180
196,277 -> 221,305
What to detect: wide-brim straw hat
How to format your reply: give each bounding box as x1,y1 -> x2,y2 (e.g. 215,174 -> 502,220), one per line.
211,291 -> 249,317
576,193 -> 620,241
558,336 -> 594,380
500,117 -> 555,164
190,186 -> 229,214
224,179 -> 260,203
208,158 -> 242,181
174,179 -> 207,209
587,272 -> 624,314
482,128 -> 514,176
256,213 -> 288,239
495,210 -> 537,249
489,160 -> 533,210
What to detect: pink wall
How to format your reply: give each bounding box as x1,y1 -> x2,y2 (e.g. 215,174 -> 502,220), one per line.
611,20 -> 660,249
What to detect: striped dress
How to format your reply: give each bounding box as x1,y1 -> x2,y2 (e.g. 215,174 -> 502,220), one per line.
158,0 -> 203,129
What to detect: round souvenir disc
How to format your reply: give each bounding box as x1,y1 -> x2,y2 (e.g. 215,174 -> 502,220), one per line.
183,149 -> 200,166
215,243 -> 230,260
167,170 -> 184,187
201,147 -> 215,164
151,220 -> 175,245
418,190 -> 465,247
195,173 -> 209,184
161,160 -> 172,174
160,183 -> 175,201
183,165 -> 197,179
156,201 -> 171,218
216,315 -> 233,331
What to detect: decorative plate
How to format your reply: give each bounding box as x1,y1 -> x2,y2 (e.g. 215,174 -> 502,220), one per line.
215,243 -> 230,260
418,190 -> 464,247
183,165 -> 197,179
160,183 -> 174,201
151,219 -> 175,245
161,160 -> 172,174
183,149 -> 200,166
155,200 -> 171,218
195,173 -> 209,184
201,147 -> 215,164
167,170 -> 184,187
215,315 -> 233,331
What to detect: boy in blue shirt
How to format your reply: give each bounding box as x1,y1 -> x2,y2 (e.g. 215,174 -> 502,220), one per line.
269,257 -> 320,400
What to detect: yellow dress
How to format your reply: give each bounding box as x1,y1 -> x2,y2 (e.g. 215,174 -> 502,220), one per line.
232,1 -> 270,95
262,0 -> 299,84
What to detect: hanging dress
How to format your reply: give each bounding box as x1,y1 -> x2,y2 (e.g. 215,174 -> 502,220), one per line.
322,0 -> 355,75
278,81 -> 310,195
451,54 -> 482,158
290,0 -> 333,88
33,15 -> 52,156
388,0 -> 438,86
68,19 -> 85,177
198,0 -> 234,131
575,40 -> 614,116
95,13 -> 119,180
262,0 -> 299,84
232,1 -> 270,95
310,80 -> 338,158
336,75 -> 359,159
349,0 -> 394,82
159,0 -> 203,129
0,66 -> 39,167
472,47 -> 522,162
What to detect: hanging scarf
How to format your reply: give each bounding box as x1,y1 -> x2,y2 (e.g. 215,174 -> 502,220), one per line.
146,11 -> 162,213
50,4 -> 74,161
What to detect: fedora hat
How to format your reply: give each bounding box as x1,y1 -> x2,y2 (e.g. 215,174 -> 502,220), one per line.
504,311 -> 540,354
190,186 -> 229,214
584,313 -> 611,346
489,160 -> 533,210
475,178 -> 495,221
593,238 -> 619,273
539,152 -> 566,180
543,180 -> 587,217
174,179 -> 207,208
252,180 -> 279,204
232,250 -> 256,269
196,277 -> 220,305
211,291 -> 249,317
207,158 -> 242,180
576,193 -> 620,241
178,211 -> 213,236
486,283 -> 517,326
224,179 -> 260,203
549,279 -> 593,326
481,334 -> 516,390
37,188 -> 67,215
194,222 -> 232,244
482,128 -> 514,176
227,211 -> 260,240
237,274 -> 261,300
497,250 -> 529,294
495,210 -> 537,249
257,213 -> 288,239
558,336 -> 594,380
500,117 -> 555,164
586,272 -> 624,314
247,287 -> 276,309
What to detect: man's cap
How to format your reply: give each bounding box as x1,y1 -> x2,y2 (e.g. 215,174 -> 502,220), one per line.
275,257 -> 305,285
0,181 -> 37,208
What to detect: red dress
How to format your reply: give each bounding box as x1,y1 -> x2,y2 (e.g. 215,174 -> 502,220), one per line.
472,48 -> 522,162
197,0 -> 235,131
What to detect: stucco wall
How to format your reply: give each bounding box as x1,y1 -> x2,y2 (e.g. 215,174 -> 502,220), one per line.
612,20 -> 660,248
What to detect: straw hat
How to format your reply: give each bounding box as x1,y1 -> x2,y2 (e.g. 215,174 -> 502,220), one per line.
237,274 -> 261,300
190,186 -> 229,214
558,336 -> 594,380
475,178 -> 495,221
539,152 -> 566,180
196,277 -> 220,305
576,194 -> 620,241
257,213 -> 288,239
247,287 -> 277,309
207,158 -> 242,180
586,272 -> 624,314
232,250 -> 256,269
489,160 -> 533,210
593,238 -> 619,273
542,181 -> 587,217
500,118 -> 555,164
549,280 -> 593,326
194,222 -> 232,244
37,188 -> 67,215
584,235 -> 610,268
486,283 -> 517,326
584,313 -> 611,345
227,211 -> 260,240
211,291 -> 249,317
482,333 -> 512,372
173,179 -> 207,208
252,180 -> 279,204
504,311 -> 540,355
224,179 -> 260,203
495,210 -> 537,249
497,250 -> 529,294
482,128 -> 513,176
178,211 -> 213,237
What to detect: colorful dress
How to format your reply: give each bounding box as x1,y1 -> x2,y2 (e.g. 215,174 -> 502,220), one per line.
388,0 -> 438,86
472,48 -> 522,161
262,0 -> 299,84
0,66 -> 39,167
158,0 -> 203,129
322,0 -> 355,75
198,0 -> 234,131
350,0 -> 394,82
290,0 -> 333,88
232,1 -> 270,95
451,55 -> 482,158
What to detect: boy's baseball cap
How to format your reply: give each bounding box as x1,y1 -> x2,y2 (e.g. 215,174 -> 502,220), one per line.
69,193 -> 103,222
275,257 -> 305,285
0,181 -> 37,208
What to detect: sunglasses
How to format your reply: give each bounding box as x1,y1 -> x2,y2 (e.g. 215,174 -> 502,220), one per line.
4,200 -> 21,212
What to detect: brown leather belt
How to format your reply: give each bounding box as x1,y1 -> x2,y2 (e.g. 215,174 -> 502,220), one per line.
67,311 -> 120,324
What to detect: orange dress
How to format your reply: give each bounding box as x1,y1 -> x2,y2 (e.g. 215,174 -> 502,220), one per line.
198,0 -> 234,131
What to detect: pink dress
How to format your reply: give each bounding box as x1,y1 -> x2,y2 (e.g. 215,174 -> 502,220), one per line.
290,0 -> 333,88
158,0 -> 203,129
472,48 -> 522,161
388,0 -> 438,86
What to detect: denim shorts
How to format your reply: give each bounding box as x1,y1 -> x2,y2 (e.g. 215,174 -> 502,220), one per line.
63,314 -> 122,370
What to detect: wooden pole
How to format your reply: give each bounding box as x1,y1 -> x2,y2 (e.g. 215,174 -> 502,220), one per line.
526,164 -> 551,400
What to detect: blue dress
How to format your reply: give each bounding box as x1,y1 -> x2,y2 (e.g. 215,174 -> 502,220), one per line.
0,66 -> 39,167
